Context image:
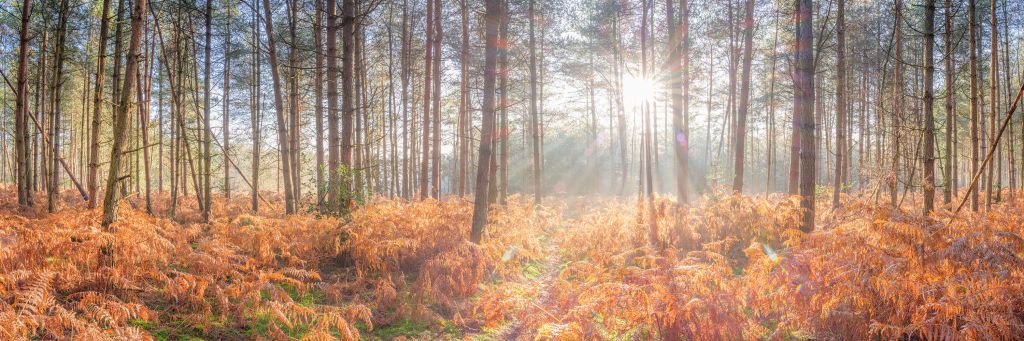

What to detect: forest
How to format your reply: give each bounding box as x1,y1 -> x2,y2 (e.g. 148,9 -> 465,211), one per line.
1,0 -> 1023,339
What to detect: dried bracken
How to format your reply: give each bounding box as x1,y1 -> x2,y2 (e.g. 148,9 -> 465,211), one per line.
2,189 -> 1023,340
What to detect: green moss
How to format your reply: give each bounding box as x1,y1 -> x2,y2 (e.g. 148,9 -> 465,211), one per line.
368,319 -> 431,339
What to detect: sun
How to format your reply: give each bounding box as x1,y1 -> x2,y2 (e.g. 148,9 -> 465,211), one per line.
622,75 -> 657,106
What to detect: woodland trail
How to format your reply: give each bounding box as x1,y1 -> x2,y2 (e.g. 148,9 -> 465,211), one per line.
501,223 -> 566,340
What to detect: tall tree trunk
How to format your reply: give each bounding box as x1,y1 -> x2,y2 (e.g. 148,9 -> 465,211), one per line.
498,4 -> 510,203
986,0 -> 999,209
15,0 -> 31,207
341,0 -> 356,206
251,0 -> 262,212
101,0 -> 147,227
418,0 -> 434,199
733,0 -> 753,193
202,0 -> 213,221
47,0 -> 70,213
314,0 -> 324,207
943,0 -> 955,206
431,0 -> 442,198
326,0 -> 341,210
471,0 -> 501,244
670,0 -> 690,204
458,0 -> 469,197
528,0 -> 542,204
88,0 -> 114,209
288,0 -> 302,205
795,0 -> 816,232
922,0 -> 936,213
969,0 -> 979,211
224,8 -> 232,200
832,0 -> 847,208
261,0 -> 295,214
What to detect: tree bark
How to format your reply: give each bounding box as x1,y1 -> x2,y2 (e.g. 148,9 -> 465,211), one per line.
528,0 -> 542,204
101,0 -> 147,227
261,0 -> 295,214
472,0 -> 501,243
922,0 -> 936,213
795,0 -> 815,232
833,0 -> 847,208
969,0 -> 979,211
733,0 -> 753,193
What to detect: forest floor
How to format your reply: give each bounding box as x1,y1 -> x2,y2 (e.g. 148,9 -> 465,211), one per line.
2,189 -> 1024,340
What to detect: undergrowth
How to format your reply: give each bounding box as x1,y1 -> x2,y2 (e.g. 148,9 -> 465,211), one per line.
1,189 -> 1022,340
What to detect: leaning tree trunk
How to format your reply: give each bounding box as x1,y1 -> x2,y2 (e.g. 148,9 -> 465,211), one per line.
101,0 -> 148,227
261,0 -> 295,214
471,0 -> 501,244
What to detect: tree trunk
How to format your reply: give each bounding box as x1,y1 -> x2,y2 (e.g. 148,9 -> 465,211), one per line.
101,0 -> 147,227
458,0 -> 469,197
471,0 -> 501,244
15,0 -> 31,207
341,0 -> 356,206
795,0 -> 815,232
87,0 -> 114,209
986,0 -> 999,209
733,0 -> 753,193
314,0 -> 324,207
832,0 -> 847,208
261,0 -> 295,214
419,0 -> 434,200
288,0 -> 302,205
223,11 -> 232,201
922,0 -> 936,213
528,0 -> 542,204
943,0 -> 955,206
431,0 -> 442,198
969,0 -> 979,211
202,0 -> 213,221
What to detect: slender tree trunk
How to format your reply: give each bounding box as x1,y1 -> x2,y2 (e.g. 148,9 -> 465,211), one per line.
202,0 -> 213,221
47,0 -> 70,213
795,0 -> 815,232
670,0 -> 690,204
498,5 -> 510,203
733,0 -> 753,193
87,0 -> 114,208
471,0 -> 500,244
832,0 -> 847,208
288,0 -> 302,205
943,0 -> 955,206
969,0 -> 979,211
15,0 -> 31,206
224,9 -> 232,200
341,0 -> 356,206
986,0 -> 999,209
458,0 -> 470,197
418,0 -> 434,199
431,0 -> 442,198
922,0 -> 936,213
261,0 -> 295,214
326,0 -> 341,210
528,0 -> 542,204
766,13 -> 780,193
314,0 -> 324,207
101,0 -> 147,227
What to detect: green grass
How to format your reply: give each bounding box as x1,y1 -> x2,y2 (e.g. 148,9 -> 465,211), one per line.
367,319 -> 431,339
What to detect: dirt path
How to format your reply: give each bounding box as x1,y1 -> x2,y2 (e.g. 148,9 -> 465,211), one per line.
499,221 -> 569,340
